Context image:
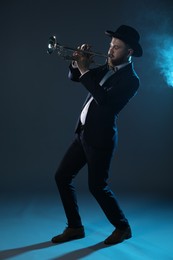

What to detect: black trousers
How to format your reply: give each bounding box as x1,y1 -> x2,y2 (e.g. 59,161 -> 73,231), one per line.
55,129 -> 129,229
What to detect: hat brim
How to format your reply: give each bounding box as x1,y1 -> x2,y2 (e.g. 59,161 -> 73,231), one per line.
105,30 -> 143,57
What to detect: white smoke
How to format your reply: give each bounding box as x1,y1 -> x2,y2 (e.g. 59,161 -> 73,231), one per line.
154,34 -> 173,87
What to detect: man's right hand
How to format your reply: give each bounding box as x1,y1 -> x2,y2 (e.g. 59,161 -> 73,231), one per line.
72,44 -> 93,74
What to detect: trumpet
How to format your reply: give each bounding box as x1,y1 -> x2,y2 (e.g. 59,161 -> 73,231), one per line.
47,35 -> 108,63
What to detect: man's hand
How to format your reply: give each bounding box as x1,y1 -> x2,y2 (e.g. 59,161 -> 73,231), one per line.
72,44 -> 94,75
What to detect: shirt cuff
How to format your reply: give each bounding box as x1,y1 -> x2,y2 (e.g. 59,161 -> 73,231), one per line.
71,61 -> 78,68
80,70 -> 90,78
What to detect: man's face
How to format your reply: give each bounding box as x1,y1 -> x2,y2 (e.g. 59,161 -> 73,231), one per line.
107,37 -> 133,67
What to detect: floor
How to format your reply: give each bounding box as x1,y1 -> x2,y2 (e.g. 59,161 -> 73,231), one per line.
0,192 -> 173,260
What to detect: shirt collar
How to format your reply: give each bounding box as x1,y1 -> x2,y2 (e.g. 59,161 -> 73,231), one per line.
109,61 -> 131,71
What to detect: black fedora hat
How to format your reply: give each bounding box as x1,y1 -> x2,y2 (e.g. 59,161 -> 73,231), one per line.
105,25 -> 143,57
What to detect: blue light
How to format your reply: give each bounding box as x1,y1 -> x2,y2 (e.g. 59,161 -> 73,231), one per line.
155,36 -> 173,87
170,71 -> 173,87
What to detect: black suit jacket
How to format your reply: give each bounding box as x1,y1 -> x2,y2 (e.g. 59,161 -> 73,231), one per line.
68,63 -> 140,149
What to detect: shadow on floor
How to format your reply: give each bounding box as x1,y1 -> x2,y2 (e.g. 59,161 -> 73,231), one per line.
0,240 -> 111,260
0,241 -> 55,260
50,241 -> 111,260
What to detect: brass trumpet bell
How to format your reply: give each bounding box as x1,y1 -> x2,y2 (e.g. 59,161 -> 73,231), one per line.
47,35 -> 57,54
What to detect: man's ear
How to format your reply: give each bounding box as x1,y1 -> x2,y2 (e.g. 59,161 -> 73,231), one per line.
128,49 -> 134,57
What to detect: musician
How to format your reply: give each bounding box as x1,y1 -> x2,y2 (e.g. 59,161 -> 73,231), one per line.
51,25 -> 143,245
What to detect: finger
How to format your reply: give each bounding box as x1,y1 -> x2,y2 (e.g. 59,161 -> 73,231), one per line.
73,46 -> 83,57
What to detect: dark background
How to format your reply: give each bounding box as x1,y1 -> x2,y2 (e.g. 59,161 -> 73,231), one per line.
0,0 -> 173,197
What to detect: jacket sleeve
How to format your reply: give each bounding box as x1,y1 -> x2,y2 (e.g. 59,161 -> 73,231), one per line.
80,69 -> 139,110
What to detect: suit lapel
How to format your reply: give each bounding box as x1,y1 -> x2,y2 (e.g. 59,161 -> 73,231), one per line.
82,93 -> 92,109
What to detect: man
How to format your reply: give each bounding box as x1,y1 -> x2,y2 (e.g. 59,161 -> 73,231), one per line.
51,25 -> 143,245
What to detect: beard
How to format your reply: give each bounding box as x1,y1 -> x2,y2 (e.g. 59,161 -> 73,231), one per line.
108,56 -> 127,67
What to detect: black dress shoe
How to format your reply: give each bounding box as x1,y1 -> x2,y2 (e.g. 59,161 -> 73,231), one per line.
104,226 -> 132,245
51,226 -> 85,243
